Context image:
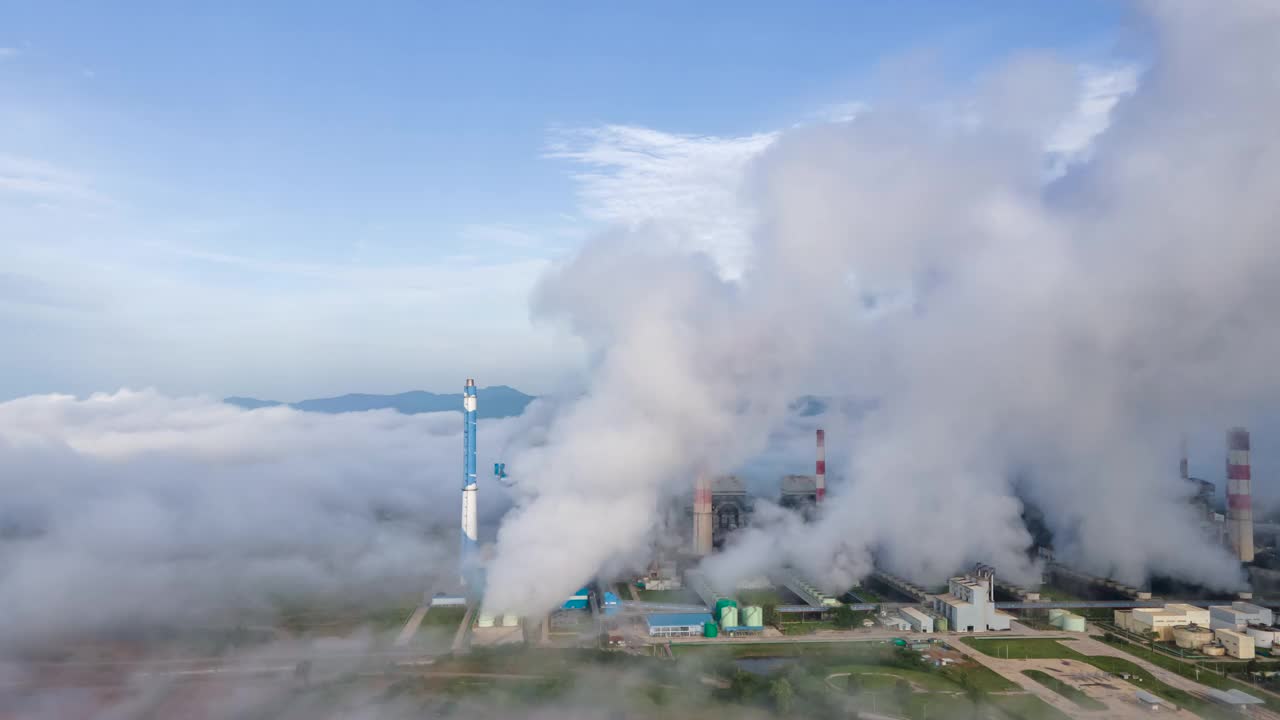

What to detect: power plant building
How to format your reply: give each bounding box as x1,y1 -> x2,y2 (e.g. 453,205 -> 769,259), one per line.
780,474 -> 818,513
1119,604 -> 1210,641
645,613 -> 714,638
1210,602 -> 1273,631
690,475 -> 753,551
1215,627 -> 1256,659
900,606 -> 935,633
931,566 -> 1012,632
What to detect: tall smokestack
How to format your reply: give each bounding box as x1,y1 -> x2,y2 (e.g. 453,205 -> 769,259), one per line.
816,429 -> 826,504
1179,435 -> 1189,481
461,378 -> 478,584
693,473 -> 712,556
1227,427 -> 1254,563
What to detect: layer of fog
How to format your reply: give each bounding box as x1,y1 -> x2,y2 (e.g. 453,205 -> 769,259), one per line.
0,389 -> 543,651
485,0 -> 1280,612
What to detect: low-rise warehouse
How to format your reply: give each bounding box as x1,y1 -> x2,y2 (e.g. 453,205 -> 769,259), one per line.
1117,604 -> 1210,641
645,613 -> 714,638
1215,628 -> 1256,659
900,607 -> 934,633
1210,601 -> 1273,631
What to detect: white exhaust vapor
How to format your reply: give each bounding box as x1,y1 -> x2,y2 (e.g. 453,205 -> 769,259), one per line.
482,0 -> 1280,614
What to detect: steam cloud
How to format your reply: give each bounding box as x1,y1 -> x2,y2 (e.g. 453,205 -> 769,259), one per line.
485,0 -> 1280,613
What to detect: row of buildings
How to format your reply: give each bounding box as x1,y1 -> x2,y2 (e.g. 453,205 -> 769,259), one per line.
1114,601 -> 1279,659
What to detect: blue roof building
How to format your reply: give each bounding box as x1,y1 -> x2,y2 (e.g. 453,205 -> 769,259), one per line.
645,613 -> 713,637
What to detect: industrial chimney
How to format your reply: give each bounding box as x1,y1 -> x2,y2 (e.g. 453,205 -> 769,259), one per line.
815,429 -> 826,504
1227,427 -> 1254,563
692,474 -> 713,556
461,379 -> 478,583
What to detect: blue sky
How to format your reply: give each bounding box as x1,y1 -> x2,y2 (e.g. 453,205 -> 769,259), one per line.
0,1 -> 1129,400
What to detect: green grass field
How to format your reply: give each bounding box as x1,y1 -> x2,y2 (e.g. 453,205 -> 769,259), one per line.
987,693 -> 1073,720
636,587 -> 701,604
422,605 -> 467,626
1022,669 -> 1106,710
962,637 -> 1080,659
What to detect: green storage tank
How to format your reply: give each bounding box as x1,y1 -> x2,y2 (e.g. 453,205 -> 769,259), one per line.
742,605 -> 764,627
720,606 -> 739,628
703,621 -> 718,638
715,598 -> 738,615
893,638 -> 908,647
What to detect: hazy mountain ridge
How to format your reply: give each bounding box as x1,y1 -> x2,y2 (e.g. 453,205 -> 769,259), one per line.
225,386 -> 535,419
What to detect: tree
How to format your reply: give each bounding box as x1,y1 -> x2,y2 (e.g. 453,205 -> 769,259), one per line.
764,604 -> 779,627
894,678 -> 912,708
770,677 -> 794,715
833,605 -> 857,629
845,674 -> 862,696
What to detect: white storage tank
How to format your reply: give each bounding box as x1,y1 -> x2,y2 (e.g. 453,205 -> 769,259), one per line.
720,606 -> 738,628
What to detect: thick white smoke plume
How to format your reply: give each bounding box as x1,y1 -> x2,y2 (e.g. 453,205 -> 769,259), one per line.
486,0 -> 1280,612
0,389 -> 533,650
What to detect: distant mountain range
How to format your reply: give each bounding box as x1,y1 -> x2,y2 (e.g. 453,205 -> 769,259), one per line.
224,386 -> 535,419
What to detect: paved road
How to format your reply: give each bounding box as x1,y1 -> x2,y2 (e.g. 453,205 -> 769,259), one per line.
1075,636 -> 1280,720
950,638 -> 1189,720
451,605 -> 475,654
393,606 -> 428,647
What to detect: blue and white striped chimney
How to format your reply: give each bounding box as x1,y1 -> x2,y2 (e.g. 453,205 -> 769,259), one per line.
461,378 -> 478,584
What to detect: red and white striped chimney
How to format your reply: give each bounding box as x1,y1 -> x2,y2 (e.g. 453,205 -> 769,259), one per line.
815,429 -> 826,503
1227,427 -> 1254,563
692,473 -> 713,556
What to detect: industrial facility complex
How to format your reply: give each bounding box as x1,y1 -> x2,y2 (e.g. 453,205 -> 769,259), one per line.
410,379 -> 1280,718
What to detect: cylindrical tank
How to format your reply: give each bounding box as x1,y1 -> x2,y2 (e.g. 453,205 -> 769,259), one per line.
501,614 -> 518,627
1049,609 -> 1067,623
703,621 -> 718,638
1061,614 -> 1086,633
935,616 -> 948,632
1202,644 -> 1226,656
720,606 -> 738,628
743,605 -> 764,627
715,598 -> 737,615
477,614 -> 495,628
1173,625 -> 1213,650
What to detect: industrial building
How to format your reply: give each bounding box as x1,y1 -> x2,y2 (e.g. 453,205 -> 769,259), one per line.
900,606 -> 935,633
1215,627 -> 1256,659
779,429 -> 829,516
779,474 -> 818,513
645,613 -> 714,638
689,475 -> 754,551
931,565 -> 1012,632
1209,601 -> 1273,631
1115,604 -> 1210,641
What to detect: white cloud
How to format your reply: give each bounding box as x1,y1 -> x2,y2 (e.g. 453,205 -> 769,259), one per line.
0,153 -> 107,206
0,48 -> 17,59
547,125 -> 777,279
1046,65 -> 1141,175
548,67 -> 1138,281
